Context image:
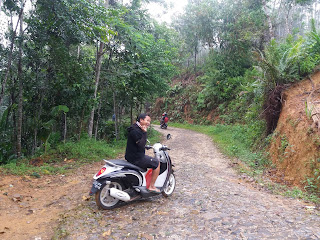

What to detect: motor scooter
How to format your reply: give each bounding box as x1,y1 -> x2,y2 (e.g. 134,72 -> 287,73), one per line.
160,117 -> 168,129
160,120 -> 168,129
89,134 -> 175,209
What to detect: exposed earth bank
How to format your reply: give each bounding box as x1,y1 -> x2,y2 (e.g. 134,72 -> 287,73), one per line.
1,126 -> 319,239
269,70 -> 320,188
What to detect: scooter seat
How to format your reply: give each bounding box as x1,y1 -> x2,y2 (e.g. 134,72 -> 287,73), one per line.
106,159 -> 147,172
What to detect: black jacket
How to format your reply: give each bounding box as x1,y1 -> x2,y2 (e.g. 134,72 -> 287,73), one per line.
125,123 -> 147,163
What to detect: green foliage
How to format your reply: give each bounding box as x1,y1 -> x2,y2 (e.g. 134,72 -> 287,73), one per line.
196,92 -> 206,110
304,168 -> 320,194
173,0 -> 266,72
0,125 -> 162,176
1,160 -> 69,176
0,0 -> 180,164
305,100 -> 314,119
306,19 -> 320,55
283,186 -> 319,202
97,120 -> 132,142
255,37 -> 303,88
1,138 -> 125,175
51,105 -> 69,117
56,137 -> 124,162
0,107 -> 10,163
256,27 -> 320,89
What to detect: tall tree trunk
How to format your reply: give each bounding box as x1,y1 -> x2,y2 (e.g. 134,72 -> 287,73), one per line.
16,4 -> 24,158
130,104 -> 133,124
88,41 -> 104,138
94,97 -> 102,140
77,45 -> 81,60
314,1 -> 318,27
113,88 -> 118,140
63,113 -> 67,143
33,90 -> 44,155
78,107 -> 85,141
194,47 -> 197,73
262,0 -> 274,41
285,2 -> 293,36
87,0 -> 109,138
11,87 -> 17,154
0,9 -> 23,106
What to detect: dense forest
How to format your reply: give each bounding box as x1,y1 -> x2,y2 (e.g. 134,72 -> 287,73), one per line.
0,0 -> 181,162
1,0 -> 320,193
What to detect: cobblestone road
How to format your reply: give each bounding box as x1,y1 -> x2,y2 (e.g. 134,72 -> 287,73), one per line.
57,127 -> 320,240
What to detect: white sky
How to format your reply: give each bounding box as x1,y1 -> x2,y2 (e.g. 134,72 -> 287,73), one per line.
0,0 -> 188,42
145,0 -> 188,24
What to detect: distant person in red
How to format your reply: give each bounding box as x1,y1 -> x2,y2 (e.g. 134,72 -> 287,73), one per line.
164,112 -> 168,122
161,112 -> 168,123
160,112 -> 169,129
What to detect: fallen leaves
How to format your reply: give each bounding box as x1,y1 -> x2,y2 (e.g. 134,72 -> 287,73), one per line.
82,195 -> 90,201
102,229 -> 112,237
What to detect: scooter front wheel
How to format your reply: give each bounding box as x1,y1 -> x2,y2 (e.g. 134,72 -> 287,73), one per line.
162,173 -> 176,197
95,180 -> 124,210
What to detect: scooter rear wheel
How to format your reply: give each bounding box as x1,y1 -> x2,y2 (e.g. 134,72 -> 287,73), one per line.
162,173 -> 176,197
95,180 -> 124,210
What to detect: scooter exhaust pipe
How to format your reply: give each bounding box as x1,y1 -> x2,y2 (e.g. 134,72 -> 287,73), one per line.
109,188 -> 131,202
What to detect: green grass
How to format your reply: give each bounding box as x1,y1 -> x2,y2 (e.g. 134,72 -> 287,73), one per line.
0,129 -> 162,176
1,161 -> 69,176
56,138 -> 126,162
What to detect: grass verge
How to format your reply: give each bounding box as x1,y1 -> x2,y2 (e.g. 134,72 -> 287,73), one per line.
0,127 -> 162,176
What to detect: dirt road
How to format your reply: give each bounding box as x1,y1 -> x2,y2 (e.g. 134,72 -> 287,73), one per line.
1,126 -> 320,239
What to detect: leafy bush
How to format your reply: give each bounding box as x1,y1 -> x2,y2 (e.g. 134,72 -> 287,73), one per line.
0,107 -> 15,164
198,50 -> 251,108
256,26 -> 320,90
99,120 -> 131,142
255,36 -> 303,88
56,137 -> 125,162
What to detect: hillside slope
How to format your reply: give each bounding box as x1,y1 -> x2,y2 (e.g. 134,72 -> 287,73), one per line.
269,71 -> 320,189
152,71 -> 320,193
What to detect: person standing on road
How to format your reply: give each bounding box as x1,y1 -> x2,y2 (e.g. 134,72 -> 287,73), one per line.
125,113 -> 161,193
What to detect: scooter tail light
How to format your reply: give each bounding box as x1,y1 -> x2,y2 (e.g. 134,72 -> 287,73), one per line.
96,167 -> 106,177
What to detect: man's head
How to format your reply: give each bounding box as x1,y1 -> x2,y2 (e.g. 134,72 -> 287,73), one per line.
137,113 -> 151,127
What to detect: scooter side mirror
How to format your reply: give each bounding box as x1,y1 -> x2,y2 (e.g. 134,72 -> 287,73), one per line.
166,134 -> 171,140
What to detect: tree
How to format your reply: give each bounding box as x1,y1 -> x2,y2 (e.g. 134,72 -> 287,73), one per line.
0,0 -> 180,162
0,0 -> 24,106
16,0 -> 25,158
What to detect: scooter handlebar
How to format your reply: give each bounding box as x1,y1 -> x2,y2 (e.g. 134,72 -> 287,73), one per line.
160,146 -> 170,151
145,145 -> 153,150
145,145 -> 170,151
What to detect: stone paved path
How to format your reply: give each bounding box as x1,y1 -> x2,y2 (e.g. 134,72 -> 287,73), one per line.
56,126 -> 320,240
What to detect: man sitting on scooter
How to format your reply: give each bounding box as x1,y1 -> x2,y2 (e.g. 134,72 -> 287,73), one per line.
125,113 -> 161,193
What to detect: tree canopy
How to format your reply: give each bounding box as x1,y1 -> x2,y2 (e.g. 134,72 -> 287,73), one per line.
1,0 -> 320,164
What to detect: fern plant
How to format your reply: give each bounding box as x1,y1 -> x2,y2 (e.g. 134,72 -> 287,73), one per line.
307,19 -> 320,54
255,37 -> 303,89
303,19 -> 320,73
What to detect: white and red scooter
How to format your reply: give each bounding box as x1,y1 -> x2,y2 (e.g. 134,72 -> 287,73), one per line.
89,134 -> 176,209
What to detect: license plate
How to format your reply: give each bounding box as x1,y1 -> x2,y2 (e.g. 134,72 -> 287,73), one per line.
89,180 -> 102,196
93,180 -> 102,190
